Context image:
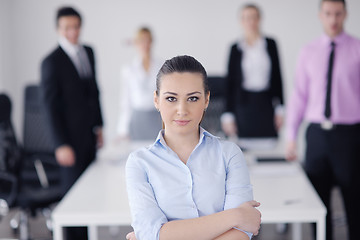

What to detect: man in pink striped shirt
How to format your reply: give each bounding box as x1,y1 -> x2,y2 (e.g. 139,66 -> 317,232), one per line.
286,0 -> 360,240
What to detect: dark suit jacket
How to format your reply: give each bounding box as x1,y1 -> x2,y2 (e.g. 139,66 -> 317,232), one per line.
225,37 -> 284,112
40,45 -> 103,155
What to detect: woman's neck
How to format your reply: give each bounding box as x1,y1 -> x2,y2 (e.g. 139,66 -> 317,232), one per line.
164,129 -> 200,164
141,53 -> 151,72
244,32 -> 260,46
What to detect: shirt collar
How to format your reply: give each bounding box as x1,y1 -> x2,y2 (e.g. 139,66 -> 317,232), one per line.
150,127 -> 219,150
133,55 -> 156,70
237,36 -> 265,51
321,31 -> 348,46
58,36 -> 81,56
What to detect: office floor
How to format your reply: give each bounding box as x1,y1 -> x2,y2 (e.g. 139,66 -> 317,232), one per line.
0,188 -> 347,240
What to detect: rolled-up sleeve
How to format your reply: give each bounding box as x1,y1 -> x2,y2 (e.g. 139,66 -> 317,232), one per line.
224,143 -> 253,209
286,48 -> 310,141
126,152 -> 168,240
223,143 -> 253,239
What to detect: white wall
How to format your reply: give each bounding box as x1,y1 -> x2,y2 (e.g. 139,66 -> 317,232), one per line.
0,1 -> 10,92
2,0 -> 360,146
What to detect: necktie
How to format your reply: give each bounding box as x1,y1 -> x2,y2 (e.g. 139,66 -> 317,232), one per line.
324,42 -> 335,119
76,49 -> 92,79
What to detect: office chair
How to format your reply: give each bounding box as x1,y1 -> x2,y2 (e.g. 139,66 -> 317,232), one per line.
201,76 -> 227,135
0,86 -> 62,240
20,85 -> 59,187
0,93 -> 22,222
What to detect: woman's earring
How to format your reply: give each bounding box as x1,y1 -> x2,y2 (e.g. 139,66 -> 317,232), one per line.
204,108 -> 207,112
156,108 -> 160,112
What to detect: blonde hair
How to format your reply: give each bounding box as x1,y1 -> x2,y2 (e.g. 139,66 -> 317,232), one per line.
135,27 -> 153,42
239,3 -> 261,18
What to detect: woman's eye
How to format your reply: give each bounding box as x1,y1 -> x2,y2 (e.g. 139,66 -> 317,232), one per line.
188,96 -> 199,102
166,97 -> 177,102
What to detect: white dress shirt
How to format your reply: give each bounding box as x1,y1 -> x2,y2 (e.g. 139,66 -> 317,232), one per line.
239,37 -> 271,91
238,37 -> 284,116
117,57 -> 163,136
126,128 -> 253,240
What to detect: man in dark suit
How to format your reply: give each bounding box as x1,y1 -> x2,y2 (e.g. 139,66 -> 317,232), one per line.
40,6 -> 103,240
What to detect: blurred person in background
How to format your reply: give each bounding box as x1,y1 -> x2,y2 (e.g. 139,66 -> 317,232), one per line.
41,6 -> 103,240
286,0 -> 360,239
221,3 -> 284,150
116,27 -> 163,141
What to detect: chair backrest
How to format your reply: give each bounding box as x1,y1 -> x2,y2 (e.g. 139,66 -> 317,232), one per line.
23,85 -> 55,155
0,94 -> 22,174
201,76 -> 227,135
0,93 -> 11,123
0,94 -> 21,208
207,76 -> 227,98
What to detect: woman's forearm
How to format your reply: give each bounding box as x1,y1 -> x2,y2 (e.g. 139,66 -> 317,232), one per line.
159,200 -> 260,240
214,228 -> 249,240
159,208 -> 238,240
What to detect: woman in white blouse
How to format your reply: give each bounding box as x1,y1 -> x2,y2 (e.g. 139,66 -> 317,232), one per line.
117,27 -> 163,140
222,4 -> 284,149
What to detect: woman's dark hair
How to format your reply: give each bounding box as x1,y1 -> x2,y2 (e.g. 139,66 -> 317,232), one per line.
156,55 -> 209,95
56,6 -> 82,27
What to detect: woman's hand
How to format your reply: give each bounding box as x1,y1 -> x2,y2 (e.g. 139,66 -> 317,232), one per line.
126,231 -> 137,240
235,200 -> 261,235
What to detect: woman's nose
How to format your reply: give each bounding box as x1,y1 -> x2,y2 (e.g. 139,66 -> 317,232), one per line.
176,101 -> 188,116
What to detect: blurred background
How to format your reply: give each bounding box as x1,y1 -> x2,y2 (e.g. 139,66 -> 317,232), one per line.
1,0 -> 359,147
1,1 -> 359,239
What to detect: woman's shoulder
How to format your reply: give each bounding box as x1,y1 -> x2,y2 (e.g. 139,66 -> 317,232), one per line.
263,37 -> 278,47
229,42 -> 239,52
126,145 -> 154,167
218,138 -> 243,155
210,138 -> 245,167
204,132 -> 243,159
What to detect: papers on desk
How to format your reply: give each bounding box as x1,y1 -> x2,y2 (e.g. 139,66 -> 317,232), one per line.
249,162 -> 301,177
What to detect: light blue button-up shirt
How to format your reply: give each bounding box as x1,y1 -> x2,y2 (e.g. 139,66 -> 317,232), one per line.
126,128 -> 253,240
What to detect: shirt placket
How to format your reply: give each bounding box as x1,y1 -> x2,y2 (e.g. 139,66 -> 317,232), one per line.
166,145 -> 200,217
184,157 -> 199,216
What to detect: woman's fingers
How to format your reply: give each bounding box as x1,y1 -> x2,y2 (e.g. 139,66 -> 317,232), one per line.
248,200 -> 261,207
126,231 -> 136,240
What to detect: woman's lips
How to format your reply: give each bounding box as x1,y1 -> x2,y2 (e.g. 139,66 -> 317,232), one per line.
174,120 -> 190,126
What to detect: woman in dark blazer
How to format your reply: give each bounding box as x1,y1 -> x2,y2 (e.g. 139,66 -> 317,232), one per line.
222,3 -> 284,144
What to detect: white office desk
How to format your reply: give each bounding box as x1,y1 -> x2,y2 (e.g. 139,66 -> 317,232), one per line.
52,141 -> 150,240
52,142 -> 326,240
249,162 -> 326,240
52,160 -> 130,240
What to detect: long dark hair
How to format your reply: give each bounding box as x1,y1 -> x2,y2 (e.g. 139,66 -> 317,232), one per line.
156,55 -> 209,95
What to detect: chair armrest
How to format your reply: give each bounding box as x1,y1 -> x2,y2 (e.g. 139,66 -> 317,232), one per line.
27,153 -> 57,167
33,160 -> 49,188
23,153 -> 59,188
